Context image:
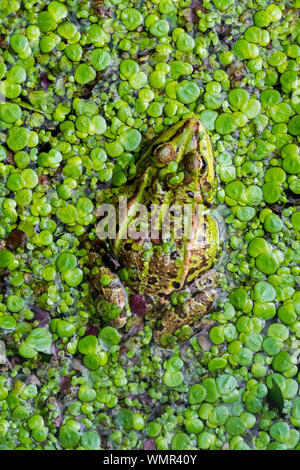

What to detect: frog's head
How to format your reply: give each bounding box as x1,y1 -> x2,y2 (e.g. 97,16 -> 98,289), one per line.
145,117 -> 215,203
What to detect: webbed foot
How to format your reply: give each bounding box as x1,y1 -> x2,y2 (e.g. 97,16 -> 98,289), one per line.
88,252 -> 128,329
153,269 -> 222,346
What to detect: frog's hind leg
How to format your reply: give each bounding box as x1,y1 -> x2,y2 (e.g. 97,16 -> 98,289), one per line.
191,268 -> 223,293
153,269 -> 222,346
88,252 -> 129,329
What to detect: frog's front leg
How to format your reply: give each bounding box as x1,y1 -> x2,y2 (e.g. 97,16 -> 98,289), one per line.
88,252 -> 129,329
153,270 -> 221,346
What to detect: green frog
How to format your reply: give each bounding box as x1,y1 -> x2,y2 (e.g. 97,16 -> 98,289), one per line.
89,117 -> 220,346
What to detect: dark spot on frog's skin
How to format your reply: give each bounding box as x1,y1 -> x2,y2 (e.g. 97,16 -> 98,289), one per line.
203,200 -> 213,208
172,281 -> 181,289
170,251 -> 179,260
123,242 -> 132,251
157,292 -> 165,298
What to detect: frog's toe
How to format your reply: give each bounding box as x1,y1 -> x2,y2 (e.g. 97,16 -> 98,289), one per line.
109,315 -> 127,329
193,269 -> 224,291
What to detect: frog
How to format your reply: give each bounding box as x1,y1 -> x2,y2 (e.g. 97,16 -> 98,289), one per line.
89,117 -> 220,346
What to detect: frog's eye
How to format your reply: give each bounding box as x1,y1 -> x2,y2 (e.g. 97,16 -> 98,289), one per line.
153,143 -> 175,165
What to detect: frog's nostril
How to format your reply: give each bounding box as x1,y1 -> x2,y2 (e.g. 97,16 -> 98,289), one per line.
154,143 -> 175,165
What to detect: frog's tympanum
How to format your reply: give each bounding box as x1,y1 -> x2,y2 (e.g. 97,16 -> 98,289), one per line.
90,118 -> 220,346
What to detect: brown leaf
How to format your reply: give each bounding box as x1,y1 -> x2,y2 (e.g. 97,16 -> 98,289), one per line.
6,151 -> 15,166
189,1 -> 209,22
6,229 -> 27,249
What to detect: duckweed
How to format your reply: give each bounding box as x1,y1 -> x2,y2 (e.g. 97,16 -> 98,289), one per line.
0,0 -> 299,453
